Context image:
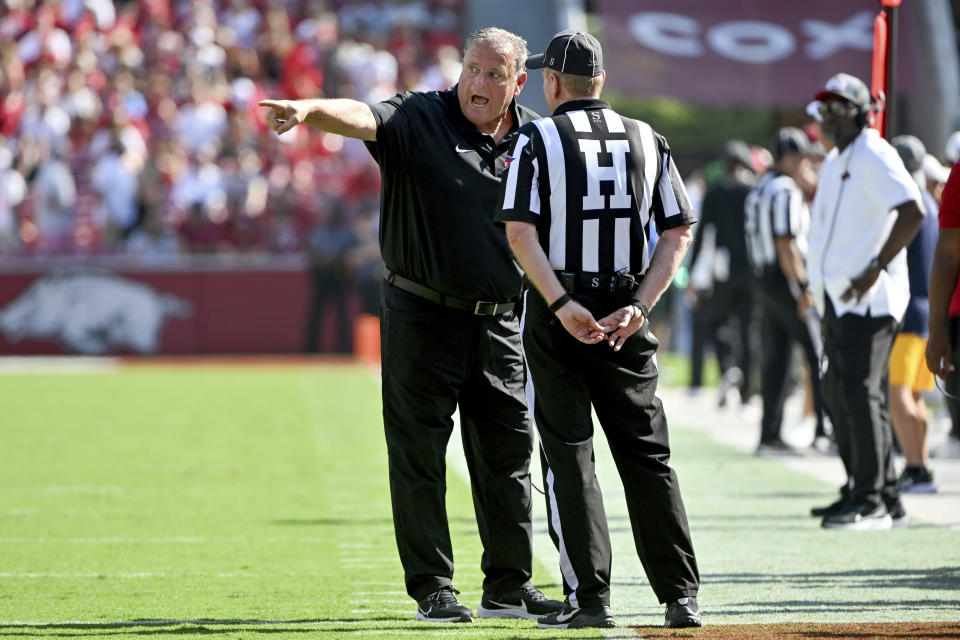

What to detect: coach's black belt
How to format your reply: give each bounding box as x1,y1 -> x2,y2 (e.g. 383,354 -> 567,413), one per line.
384,269 -> 517,316
555,270 -> 640,295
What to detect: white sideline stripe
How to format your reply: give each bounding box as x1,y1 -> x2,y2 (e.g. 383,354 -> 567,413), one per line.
0,572 -> 257,578
2,485 -> 125,494
0,536 -> 381,544
0,537 -> 221,544
0,356 -> 120,374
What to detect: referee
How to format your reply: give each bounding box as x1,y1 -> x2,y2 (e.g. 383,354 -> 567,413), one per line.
497,30 -> 701,629
744,127 -> 828,452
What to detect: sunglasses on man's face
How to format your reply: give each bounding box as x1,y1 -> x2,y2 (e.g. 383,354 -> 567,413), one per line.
817,100 -> 856,117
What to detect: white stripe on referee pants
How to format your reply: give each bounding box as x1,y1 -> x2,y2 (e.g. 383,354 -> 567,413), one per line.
520,290 -> 581,607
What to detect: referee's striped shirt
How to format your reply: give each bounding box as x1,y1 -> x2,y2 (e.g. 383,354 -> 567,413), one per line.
744,171 -> 809,278
495,98 -> 696,276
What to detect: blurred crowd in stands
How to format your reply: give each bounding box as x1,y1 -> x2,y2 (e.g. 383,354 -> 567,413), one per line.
0,0 -> 465,265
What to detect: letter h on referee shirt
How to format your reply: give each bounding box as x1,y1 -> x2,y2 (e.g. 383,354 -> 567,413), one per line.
579,139 -> 632,211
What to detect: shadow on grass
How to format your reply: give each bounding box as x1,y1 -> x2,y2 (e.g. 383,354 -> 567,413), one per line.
703,566 -> 960,591
0,618 -> 604,638
614,566 -> 960,597
271,516 -> 478,527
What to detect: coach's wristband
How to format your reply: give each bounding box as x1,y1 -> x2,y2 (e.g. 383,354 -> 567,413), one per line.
548,293 -> 572,314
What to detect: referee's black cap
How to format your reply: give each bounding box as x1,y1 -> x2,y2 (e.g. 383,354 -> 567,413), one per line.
814,72 -> 871,109
527,30 -> 603,77
772,127 -> 810,161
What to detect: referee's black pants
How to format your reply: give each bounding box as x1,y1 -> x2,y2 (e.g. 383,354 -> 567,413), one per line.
522,290 -> 700,608
756,280 -> 825,444
380,281 -> 535,602
821,298 -> 900,510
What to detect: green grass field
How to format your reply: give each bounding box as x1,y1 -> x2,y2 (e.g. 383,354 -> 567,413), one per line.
1,361 -> 958,639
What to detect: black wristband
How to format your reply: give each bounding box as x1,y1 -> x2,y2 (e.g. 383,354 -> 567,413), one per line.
548,293 -> 572,313
630,299 -> 650,319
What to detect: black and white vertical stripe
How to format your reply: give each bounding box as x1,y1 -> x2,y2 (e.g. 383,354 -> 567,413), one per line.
501,107 -> 691,275
744,172 -> 809,274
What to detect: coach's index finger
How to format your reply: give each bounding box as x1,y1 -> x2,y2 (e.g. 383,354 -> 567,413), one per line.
257,99 -> 285,111
258,100 -> 298,134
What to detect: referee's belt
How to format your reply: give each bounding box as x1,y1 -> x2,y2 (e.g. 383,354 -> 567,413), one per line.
384,269 -> 517,316
556,270 -> 640,294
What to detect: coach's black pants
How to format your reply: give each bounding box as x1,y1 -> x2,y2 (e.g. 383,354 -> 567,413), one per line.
380,281 -> 535,602
756,280 -> 825,444
522,290 -> 700,608
821,299 -> 899,509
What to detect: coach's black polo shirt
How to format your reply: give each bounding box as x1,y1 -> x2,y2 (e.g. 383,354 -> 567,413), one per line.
366,86 -> 540,302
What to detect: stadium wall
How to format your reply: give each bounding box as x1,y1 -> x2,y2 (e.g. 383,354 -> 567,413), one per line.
0,260 -> 337,355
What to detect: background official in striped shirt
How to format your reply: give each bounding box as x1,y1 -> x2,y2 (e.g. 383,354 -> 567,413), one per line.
496,29 -> 701,630
744,127 -> 829,453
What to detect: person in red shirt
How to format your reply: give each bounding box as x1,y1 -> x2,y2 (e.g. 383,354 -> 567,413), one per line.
926,161 -> 960,454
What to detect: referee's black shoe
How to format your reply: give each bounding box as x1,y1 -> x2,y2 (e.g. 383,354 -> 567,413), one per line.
665,596 -> 702,628
476,584 -> 564,620
536,597 -> 615,629
415,586 -> 473,623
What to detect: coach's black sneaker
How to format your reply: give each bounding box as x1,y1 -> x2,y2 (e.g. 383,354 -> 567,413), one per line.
665,596 -> 702,628
415,586 -> 473,623
536,597 -> 615,629
886,498 -> 910,529
477,584 -> 564,620
821,501 -> 892,531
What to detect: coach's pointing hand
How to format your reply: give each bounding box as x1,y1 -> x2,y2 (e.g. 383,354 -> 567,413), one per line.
259,99 -> 308,135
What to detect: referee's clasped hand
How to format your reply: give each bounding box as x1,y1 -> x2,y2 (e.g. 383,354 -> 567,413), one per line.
556,301 -> 605,344
597,305 -> 644,352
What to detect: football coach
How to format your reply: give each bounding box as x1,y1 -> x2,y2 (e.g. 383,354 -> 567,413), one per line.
259,27 -> 563,623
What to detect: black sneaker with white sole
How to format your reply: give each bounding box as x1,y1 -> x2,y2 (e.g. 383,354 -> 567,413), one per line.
886,498 -> 910,528
821,501 -> 892,531
536,597 -> 615,629
898,467 -> 937,494
415,586 -> 473,623
476,584 -> 564,620
665,596 -> 702,628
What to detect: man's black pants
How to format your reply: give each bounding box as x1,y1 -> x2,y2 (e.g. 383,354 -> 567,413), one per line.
690,277 -> 755,400
756,280 -> 825,444
522,290 -> 700,608
821,299 -> 899,509
380,281 -> 535,602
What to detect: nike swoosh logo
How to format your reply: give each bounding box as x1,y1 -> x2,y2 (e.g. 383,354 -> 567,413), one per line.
455,145 -> 471,153
487,600 -> 527,611
555,610 -> 578,623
